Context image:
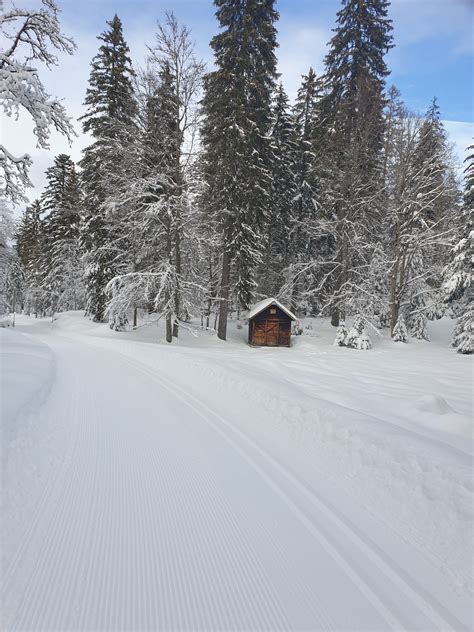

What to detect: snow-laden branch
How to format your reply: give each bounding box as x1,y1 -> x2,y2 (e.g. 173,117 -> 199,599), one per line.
0,0 -> 76,202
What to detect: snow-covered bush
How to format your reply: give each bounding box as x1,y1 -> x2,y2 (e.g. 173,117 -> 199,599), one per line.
333,322 -> 348,346
0,314 -> 12,327
292,320 -> 303,335
452,301 -> 473,355
409,311 -> 430,341
392,316 -> 408,343
346,315 -> 372,350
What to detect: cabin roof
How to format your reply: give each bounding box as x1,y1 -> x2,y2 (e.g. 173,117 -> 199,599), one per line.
247,298 -> 297,321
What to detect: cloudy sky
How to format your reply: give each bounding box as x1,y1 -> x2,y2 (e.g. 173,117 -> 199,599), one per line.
4,0 -> 473,207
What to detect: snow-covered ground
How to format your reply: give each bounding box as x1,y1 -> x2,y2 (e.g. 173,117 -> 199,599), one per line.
1,312 -> 473,631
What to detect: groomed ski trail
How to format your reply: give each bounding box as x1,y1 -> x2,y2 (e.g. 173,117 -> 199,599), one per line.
2,326 -> 471,631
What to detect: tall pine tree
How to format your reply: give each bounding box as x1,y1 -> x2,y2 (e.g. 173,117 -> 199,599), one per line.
16,200 -> 47,316
261,83 -> 297,297
443,144 -> 473,354
321,0 -> 393,326
79,15 -> 137,322
201,0 -> 279,339
40,155 -> 84,312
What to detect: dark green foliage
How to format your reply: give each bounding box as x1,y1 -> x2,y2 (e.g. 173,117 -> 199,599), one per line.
40,155 -> 84,311
443,144 -> 473,353
319,0 -> 394,324
201,0 -> 279,336
261,83 -> 297,296
79,14 -> 137,322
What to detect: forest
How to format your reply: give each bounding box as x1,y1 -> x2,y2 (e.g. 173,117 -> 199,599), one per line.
1,0 -> 472,353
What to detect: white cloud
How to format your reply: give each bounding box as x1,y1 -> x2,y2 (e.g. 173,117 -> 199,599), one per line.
390,0 -> 473,53
277,24 -> 329,99
443,120 -> 473,169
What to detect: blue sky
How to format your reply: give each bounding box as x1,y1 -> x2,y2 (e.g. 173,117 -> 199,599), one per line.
57,0 -> 473,119
4,0 -> 473,203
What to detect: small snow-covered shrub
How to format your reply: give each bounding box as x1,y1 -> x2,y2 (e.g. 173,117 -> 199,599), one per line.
333,322 -> 348,346
293,320 -> 303,336
410,311 -> 430,341
350,330 -> 372,350
346,315 -> 372,350
452,304 -> 473,354
392,316 -> 408,343
109,314 -> 127,332
0,314 -> 12,328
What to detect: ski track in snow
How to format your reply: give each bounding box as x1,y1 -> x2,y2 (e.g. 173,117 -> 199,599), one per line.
2,316 -> 473,631
103,346 -> 470,631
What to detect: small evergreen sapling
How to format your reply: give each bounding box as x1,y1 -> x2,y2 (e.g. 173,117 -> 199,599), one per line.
392,315 -> 408,343
409,311 -> 430,341
346,315 -> 372,350
452,299 -> 473,354
334,321 -> 348,346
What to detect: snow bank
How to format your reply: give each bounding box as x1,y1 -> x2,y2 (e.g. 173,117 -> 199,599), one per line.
1,329 -> 55,434
407,395 -> 472,439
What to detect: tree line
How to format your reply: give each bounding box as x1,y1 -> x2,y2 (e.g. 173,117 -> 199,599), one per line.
1,0 -> 472,353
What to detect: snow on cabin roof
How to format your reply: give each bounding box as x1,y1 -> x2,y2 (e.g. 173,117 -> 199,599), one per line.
247,298 -> 297,321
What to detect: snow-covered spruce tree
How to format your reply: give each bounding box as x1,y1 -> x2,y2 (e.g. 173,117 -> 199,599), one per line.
346,315 -> 372,350
442,144 -> 473,354
16,200 -> 48,316
392,315 -> 408,343
79,14 -> 137,323
0,0 -> 76,203
318,0 -> 393,327
40,155 -> 84,313
384,98 -> 459,338
0,197 -> 24,313
201,0 -> 278,340
333,321 -> 348,347
285,68 -> 322,314
260,83 -> 297,297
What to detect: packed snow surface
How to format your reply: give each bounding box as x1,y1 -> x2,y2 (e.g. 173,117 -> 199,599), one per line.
1,312 -> 473,631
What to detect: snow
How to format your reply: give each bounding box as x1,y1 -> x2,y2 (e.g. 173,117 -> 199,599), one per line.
247,297 -> 297,320
1,312 -> 473,631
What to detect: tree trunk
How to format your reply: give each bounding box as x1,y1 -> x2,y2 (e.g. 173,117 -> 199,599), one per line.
133,306 -> 138,329
217,249 -> 231,341
172,223 -> 181,338
389,255 -> 400,335
331,310 -> 340,327
166,315 -> 172,343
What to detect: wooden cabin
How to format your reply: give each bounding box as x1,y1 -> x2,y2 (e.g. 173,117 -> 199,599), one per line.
247,298 -> 297,347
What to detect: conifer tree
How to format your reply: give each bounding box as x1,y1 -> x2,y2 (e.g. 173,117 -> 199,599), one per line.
261,83 -> 297,296
0,198 -> 23,313
287,68 -> 321,313
79,15 -> 137,322
443,144 -> 473,354
346,314 -> 372,349
320,0 -> 393,326
333,321 -> 348,346
386,101 -> 459,338
201,0 -> 279,339
40,155 -> 84,312
16,200 -> 47,316
392,315 -> 408,343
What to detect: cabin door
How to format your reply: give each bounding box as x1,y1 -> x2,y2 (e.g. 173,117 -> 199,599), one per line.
265,320 -> 279,346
